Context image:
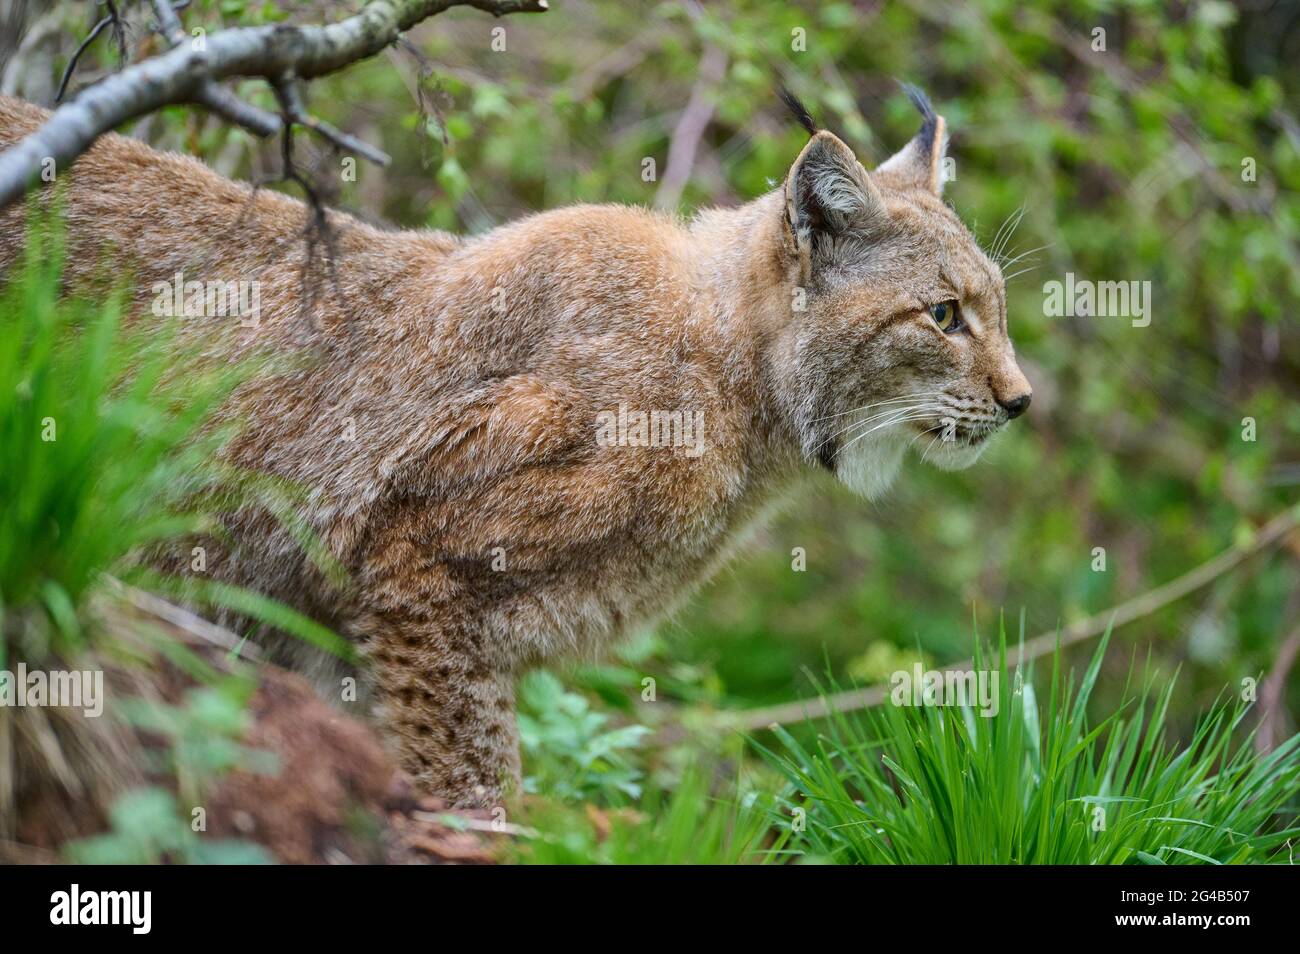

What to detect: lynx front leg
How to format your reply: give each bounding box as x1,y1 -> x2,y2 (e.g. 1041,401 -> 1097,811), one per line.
360,611 -> 520,807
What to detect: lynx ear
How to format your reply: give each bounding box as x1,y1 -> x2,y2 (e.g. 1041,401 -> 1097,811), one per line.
874,83 -> 948,196
784,130 -> 884,277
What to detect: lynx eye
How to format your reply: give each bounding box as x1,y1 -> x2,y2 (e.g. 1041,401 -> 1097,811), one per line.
929,300 -> 964,334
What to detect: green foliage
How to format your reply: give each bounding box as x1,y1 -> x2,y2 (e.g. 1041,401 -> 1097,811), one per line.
760,629 -> 1300,864
517,670 -> 650,804
512,765 -> 769,865
118,678 -> 278,808
67,679 -> 278,864
65,787 -> 271,865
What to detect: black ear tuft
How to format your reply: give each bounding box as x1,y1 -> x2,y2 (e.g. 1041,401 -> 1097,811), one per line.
897,80 -> 939,155
778,86 -> 818,136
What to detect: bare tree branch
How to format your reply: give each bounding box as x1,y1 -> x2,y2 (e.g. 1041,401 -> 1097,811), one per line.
150,0 -> 281,137
0,0 -> 548,208
104,574 -> 261,660
104,0 -> 127,66
653,43 -> 726,211
192,80 -> 281,136
653,0 -> 725,211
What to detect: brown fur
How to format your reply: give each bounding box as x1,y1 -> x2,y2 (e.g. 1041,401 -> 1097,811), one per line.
0,94 -> 1030,805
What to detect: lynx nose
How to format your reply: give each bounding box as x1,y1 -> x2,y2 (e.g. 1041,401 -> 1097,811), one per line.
997,392 -> 1031,419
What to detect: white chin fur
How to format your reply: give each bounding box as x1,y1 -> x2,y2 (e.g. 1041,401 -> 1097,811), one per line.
835,430 -> 907,500
834,426 -> 993,496
916,435 -> 991,471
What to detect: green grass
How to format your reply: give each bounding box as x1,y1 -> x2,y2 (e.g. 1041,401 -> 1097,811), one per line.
0,212 -> 347,664
0,224 -> 226,658
758,627 -> 1300,864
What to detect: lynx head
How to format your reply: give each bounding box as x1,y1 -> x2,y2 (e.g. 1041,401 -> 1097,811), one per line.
768,86 -> 1031,499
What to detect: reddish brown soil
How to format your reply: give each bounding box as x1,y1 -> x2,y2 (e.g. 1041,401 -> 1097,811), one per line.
205,666 -> 500,864
5,621 -> 501,864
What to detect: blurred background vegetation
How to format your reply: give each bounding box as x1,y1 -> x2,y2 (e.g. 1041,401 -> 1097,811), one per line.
2,0 -> 1298,860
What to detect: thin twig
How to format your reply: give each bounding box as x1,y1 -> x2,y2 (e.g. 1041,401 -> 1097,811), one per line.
263,79 -> 347,322
55,11 -> 116,103
106,1 -> 127,62
276,76 -> 391,166
103,575 -> 261,660
716,504 -> 1300,735
1257,583 -> 1300,754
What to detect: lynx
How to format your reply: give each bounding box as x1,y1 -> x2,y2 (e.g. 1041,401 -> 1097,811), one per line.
0,88 -> 1031,805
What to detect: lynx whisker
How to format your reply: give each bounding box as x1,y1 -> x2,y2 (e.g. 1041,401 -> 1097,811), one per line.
807,391 -> 934,425
904,420 -> 945,455
919,431 -> 944,466
990,205 -> 1026,266
999,243 -> 1050,271
824,401 -> 935,443
1002,265 -> 1040,283
837,409 -> 936,454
